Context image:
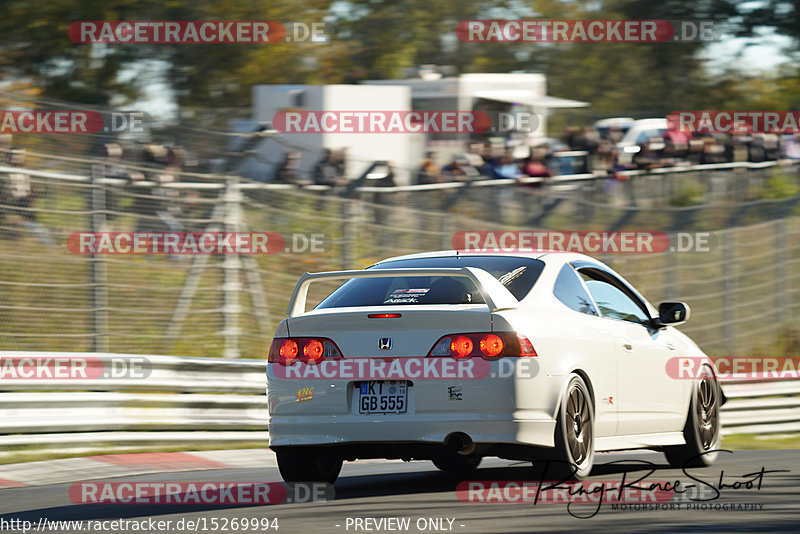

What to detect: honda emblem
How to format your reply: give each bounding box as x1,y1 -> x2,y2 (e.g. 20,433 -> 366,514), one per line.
378,338 -> 393,350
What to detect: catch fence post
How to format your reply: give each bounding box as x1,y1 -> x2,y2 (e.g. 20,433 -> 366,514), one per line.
90,163 -> 109,352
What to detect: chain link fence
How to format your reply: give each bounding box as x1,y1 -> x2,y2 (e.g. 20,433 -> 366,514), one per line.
0,148 -> 799,358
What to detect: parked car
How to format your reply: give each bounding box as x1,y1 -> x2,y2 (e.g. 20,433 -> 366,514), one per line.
594,117 -> 635,142
616,118 -> 669,166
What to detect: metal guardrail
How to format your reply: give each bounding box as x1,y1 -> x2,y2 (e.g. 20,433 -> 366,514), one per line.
0,352 -> 267,457
0,352 -> 795,459
1,158 -> 794,193
721,380 -> 800,435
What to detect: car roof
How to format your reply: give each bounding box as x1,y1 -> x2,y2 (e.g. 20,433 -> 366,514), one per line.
594,117 -> 635,128
619,118 -> 669,144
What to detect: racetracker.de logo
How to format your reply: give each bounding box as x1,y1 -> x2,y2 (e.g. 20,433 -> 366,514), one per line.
271,358 -> 493,380
273,111 -> 493,134
0,355 -> 150,380
452,231 -> 671,254
456,20 -> 719,43
68,21 -> 286,43
0,111 -> 145,134
69,481 -> 332,505
66,232 -> 325,255
667,356 -> 800,381
70,482 -> 286,505
667,111 -> 800,134
0,111 -> 104,134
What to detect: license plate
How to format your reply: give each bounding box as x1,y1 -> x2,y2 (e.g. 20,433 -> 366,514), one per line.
357,381 -> 408,414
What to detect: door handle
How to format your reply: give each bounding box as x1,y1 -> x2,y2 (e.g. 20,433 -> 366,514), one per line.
623,343 -> 633,351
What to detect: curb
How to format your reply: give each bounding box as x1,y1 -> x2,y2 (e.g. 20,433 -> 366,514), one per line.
0,449 -> 278,489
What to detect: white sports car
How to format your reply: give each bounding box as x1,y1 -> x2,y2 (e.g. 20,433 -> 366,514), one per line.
267,251 -> 723,483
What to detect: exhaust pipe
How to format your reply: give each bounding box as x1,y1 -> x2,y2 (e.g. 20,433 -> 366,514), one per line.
446,432 -> 476,456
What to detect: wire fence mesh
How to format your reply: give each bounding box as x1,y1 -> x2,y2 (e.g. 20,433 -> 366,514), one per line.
0,148 -> 798,358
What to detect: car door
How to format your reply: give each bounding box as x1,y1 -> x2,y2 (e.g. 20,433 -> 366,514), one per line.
551,264 -> 618,438
577,266 -> 685,436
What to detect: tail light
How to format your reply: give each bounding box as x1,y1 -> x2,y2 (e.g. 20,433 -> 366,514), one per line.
269,337 -> 343,365
427,332 -> 537,361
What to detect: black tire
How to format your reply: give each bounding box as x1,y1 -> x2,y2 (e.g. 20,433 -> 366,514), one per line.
664,364 -> 722,468
276,448 -> 343,484
432,454 -> 482,472
543,374 -> 595,480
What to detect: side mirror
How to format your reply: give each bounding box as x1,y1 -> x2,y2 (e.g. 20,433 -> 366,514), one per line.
654,301 -> 690,327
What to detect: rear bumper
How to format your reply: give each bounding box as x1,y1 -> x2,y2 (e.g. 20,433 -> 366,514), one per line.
267,414 -> 557,449
266,358 -> 562,452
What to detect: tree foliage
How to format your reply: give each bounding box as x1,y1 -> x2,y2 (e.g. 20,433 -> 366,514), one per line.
0,0 -> 797,116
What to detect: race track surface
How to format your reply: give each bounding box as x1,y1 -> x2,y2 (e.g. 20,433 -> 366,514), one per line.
0,449 -> 798,533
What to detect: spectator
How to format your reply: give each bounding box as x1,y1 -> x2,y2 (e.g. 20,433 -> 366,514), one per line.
441,155 -> 470,180
490,154 -> 521,180
272,151 -> 304,185
313,149 -> 340,186
2,149 -> 33,223
763,133 -> 780,161
415,152 -> 440,184
522,147 -> 551,178
330,148 -> 347,178
131,144 -> 183,233
101,143 -> 127,224
700,135 -> 726,164
1,148 -> 52,243
633,138 -> 665,170
663,130 -> 690,161
782,134 -> 800,159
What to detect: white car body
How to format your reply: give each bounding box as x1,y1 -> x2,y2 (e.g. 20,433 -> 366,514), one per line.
267,251 -> 721,481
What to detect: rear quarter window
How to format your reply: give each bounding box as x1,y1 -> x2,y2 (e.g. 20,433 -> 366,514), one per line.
553,265 -> 598,316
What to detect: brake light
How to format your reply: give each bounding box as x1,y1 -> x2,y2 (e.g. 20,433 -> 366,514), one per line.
269,337 -> 343,365
368,313 -> 402,318
279,339 -> 298,364
451,336 -> 474,360
304,339 -> 324,363
480,334 -> 504,358
427,332 -> 537,360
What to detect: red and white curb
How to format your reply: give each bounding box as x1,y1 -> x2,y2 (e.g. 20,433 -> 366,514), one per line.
0,449 -> 403,489
0,449 -> 278,489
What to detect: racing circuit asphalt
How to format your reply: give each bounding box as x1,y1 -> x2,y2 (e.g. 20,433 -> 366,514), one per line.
0,449 -> 798,533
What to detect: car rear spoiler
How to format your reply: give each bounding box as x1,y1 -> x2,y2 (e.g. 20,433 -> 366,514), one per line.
286,267 -> 520,317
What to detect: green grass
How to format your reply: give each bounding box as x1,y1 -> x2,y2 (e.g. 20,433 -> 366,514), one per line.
721,433 -> 800,450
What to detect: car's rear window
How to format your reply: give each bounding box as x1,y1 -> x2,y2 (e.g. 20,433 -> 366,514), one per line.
315,256 -> 545,309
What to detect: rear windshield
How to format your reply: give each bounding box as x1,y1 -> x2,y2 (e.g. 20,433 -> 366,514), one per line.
315,256 -> 545,309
